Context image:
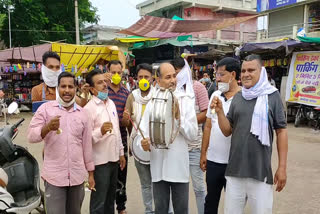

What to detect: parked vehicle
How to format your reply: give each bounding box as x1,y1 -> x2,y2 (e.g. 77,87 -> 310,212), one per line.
295,104 -> 320,130
0,102 -> 44,214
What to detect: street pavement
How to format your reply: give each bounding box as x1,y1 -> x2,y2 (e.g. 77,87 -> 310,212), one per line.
5,112 -> 320,214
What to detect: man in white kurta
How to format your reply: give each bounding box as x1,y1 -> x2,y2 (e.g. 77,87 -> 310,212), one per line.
138,63 -> 198,214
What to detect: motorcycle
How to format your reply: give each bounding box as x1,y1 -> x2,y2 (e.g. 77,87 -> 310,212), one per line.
294,104 -> 320,129
0,102 -> 44,214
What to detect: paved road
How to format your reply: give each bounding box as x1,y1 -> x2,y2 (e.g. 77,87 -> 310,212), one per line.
5,112 -> 320,214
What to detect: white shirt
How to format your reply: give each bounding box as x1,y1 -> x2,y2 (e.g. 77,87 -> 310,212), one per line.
0,186 -> 14,210
206,90 -> 233,164
138,90 -> 198,183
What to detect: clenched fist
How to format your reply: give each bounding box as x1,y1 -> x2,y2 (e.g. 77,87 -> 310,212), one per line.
101,122 -> 113,135
46,116 -> 61,131
210,96 -> 223,114
141,138 -> 151,152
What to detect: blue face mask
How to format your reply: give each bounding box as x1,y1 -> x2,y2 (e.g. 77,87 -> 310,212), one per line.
97,91 -> 108,101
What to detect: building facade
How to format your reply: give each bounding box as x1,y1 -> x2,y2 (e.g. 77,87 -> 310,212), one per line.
257,0 -> 320,41
136,0 -> 258,43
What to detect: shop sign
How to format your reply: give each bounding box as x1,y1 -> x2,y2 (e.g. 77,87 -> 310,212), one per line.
286,51 -> 320,106
257,0 -> 299,12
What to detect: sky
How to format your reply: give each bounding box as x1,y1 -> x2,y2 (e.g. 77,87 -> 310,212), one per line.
90,0 -> 145,28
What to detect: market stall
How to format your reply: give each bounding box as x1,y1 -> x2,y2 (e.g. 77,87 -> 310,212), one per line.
240,38 -> 320,123
0,43 -> 125,111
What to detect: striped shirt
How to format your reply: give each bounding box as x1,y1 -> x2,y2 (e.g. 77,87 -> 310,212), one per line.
108,85 -> 129,148
189,81 -> 209,150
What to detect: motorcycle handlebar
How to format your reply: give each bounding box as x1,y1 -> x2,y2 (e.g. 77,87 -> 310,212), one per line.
12,118 -> 25,129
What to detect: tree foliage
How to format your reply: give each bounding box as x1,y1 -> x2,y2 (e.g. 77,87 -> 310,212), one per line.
0,0 -> 99,47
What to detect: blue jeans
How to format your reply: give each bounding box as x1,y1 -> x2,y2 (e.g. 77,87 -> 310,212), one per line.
135,159 -> 154,214
189,148 -> 206,214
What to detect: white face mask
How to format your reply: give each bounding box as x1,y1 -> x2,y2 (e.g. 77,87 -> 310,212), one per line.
56,87 -> 76,108
218,78 -> 232,93
41,64 -> 62,87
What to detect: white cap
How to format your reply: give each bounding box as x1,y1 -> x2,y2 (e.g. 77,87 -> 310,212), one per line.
0,168 -> 8,186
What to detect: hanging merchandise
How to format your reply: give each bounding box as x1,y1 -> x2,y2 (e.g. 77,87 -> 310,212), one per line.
283,58 -> 288,66
5,67 -> 8,73
27,62 -> 30,68
61,64 -> 65,72
18,64 -> 22,70
9,67 -> 13,72
24,71 -> 27,76
270,59 -> 275,67
38,63 -> 41,70
276,59 -> 282,66
32,63 -> 36,69
71,66 -> 74,73
13,65 -> 17,71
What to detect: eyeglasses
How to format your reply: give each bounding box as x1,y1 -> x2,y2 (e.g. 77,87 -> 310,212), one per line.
215,73 -> 226,78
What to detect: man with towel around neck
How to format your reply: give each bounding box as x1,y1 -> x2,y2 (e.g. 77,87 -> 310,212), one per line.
211,54 -> 288,214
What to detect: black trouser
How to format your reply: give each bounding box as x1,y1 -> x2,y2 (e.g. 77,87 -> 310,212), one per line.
90,162 -> 118,214
153,180 -> 189,214
116,143 -> 128,212
204,160 -> 227,214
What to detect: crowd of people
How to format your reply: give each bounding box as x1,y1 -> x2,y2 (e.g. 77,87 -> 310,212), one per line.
22,51 -> 288,214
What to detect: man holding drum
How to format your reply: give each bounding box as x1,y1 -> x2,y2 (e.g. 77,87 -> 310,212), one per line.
172,57 -> 209,214
84,69 -> 126,214
125,63 -> 155,214
138,63 -> 198,214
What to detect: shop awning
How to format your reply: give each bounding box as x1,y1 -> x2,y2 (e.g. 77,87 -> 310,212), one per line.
298,36 -> 320,43
0,43 -> 51,63
115,36 -> 159,43
119,15 -> 257,38
51,43 -> 126,74
240,39 -> 311,55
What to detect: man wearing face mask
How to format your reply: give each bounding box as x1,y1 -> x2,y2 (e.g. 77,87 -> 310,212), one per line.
199,71 -> 212,90
31,51 -> 87,111
28,72 -> 95,214
31,52 -> 61,103
84,69 -> 126,214
200,57 -> 241,214
105,60 -> 130,214
125,63 -> 155,214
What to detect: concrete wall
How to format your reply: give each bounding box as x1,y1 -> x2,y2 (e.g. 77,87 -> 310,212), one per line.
268,5 -> 304,38
183,7 -> 257,41
137,0 -> 257,16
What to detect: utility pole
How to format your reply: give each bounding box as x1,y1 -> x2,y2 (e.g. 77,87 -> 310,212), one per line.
8,7 -> 12,48
75,0 -> 80,45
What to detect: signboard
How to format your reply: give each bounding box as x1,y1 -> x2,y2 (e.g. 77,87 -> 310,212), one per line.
257,0 -> 297,12
286,51 -> 320,107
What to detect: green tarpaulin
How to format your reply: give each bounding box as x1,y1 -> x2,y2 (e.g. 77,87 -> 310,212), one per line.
298,36 -> 320,43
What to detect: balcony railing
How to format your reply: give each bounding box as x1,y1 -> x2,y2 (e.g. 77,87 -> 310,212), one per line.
215,29 -> 258,42
259,20 -> 320,40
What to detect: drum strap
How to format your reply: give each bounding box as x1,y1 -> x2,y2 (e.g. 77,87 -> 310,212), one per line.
171,96 -> 181,143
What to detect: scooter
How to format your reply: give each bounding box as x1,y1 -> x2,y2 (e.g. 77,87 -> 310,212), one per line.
295,104 -> 320,129
0,102 -> 43,214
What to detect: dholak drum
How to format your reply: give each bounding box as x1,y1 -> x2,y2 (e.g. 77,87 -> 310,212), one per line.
129,135 -> 150,164
149,88 -> 178,149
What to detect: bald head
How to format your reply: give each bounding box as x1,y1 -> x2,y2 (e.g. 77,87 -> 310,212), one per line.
157,63 -> 177,91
